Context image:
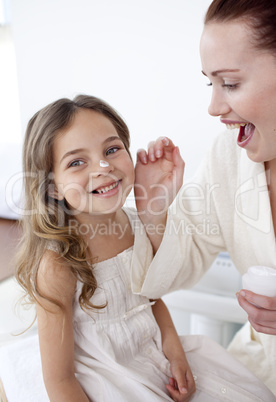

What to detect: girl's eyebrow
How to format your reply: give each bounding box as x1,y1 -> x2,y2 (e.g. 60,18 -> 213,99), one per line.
60,148 -> 86,164
103,135 -> 123,145
60,136 -> 123,163
201,69 -> 240,77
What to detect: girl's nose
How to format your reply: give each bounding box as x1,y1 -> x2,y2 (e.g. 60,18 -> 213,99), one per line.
93,159 -> 114,176
208,90 -> 231,117
99,160 -> 109,168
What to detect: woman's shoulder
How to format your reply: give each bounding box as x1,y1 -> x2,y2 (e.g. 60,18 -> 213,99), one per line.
210,130 -> 241,160
188,130 -> 242,190
204,130 -> 242,177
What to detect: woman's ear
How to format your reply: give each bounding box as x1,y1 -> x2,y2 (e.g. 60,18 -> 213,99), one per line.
47,182 -> 64,201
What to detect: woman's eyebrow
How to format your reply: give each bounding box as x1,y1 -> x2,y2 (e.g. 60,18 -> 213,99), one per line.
201,69 -> 240,77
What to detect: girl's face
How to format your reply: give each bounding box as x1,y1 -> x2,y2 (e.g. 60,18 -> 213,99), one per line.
51,109 -> 134,221
200,21 -> 276,163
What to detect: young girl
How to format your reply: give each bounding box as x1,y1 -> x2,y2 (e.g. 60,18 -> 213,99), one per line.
16,94 -> 195,402
134,0 -> 276,397
16,95 -> 275,402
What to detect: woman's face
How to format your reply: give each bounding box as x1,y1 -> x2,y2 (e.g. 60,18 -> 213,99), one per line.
200,21 -> 276,164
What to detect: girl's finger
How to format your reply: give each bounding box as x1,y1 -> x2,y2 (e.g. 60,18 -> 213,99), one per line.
136,148 -> 148,164
173,372 -> 188,395
186,371 -> 196,394
172,147 -> 185,189
147,141 -> 158,162
166,384 -> 179,400
172,146 -> 185,170
148,137 -> 176,160
155,137 -> 175,159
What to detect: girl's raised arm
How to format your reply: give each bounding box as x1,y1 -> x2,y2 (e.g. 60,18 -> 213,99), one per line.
135,137 -> 184,253
36,250 -> 89,402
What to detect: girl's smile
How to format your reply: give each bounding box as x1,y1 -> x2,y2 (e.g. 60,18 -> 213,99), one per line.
90,179 -> 121,196
200,21 -> 276,163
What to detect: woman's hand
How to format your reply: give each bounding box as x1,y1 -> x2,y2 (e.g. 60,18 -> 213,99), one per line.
237,290 -> 276,335
166,358 -> 196,402
135,137 -> 184,218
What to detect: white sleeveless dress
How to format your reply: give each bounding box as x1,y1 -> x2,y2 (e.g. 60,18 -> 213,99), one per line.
72,208 -> 275,402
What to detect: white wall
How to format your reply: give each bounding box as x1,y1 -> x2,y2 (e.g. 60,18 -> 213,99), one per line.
0,26 -> 21,143
9,0 -> 222,180
5,1 -> 244,344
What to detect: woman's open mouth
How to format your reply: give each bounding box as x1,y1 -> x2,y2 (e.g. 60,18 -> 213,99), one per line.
225,122 -> 255,147
237,123 -> 255,147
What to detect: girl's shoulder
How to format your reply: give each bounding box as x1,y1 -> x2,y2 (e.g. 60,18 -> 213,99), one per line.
37,249 -> 77,305
41,241 -> 76,284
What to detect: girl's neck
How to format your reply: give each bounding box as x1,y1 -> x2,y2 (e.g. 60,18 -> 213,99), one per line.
76,208 -> 124,229
78,208 -> 134,263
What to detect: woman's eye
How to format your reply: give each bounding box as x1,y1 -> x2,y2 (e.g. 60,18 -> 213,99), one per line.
106,146 -> 120,156
69,160 -> 84,167
222,83 -> 238,91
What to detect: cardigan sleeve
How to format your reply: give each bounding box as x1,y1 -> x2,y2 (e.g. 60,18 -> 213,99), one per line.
132,133 -> 233,299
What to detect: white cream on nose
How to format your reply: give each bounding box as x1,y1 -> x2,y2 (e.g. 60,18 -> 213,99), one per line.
99,160 -> 110,167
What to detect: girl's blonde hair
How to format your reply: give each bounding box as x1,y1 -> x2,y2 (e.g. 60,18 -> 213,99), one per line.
16,94 -> 130,312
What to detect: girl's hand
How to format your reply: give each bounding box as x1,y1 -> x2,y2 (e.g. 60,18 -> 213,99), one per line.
166,359 -> 196,402
134,137 -> 184,218
237,290 -> 276,335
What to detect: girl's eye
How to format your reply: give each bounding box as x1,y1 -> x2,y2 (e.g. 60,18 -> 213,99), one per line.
69,160 -> 84,167
106,146 -> 120,156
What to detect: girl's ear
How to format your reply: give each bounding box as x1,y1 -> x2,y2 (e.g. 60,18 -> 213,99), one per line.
47,182 -> 64,201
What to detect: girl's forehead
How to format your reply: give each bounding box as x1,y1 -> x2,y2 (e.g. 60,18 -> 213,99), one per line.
66,109 -> 116,133
52,115 -> 123,163
54,110 -> 118,143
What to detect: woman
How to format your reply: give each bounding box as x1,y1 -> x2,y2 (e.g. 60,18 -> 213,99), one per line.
134,0 -> 276,395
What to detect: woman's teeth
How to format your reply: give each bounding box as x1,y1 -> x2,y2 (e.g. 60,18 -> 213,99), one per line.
226,123 -> 246,130
94,181 -> 119,194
